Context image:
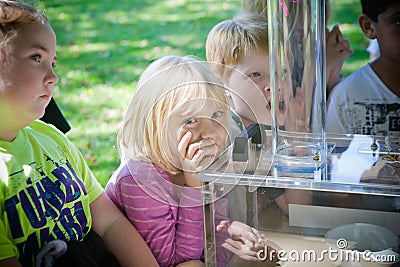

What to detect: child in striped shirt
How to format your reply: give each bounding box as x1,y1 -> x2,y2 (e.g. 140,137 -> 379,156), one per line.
105,55 -> 266,267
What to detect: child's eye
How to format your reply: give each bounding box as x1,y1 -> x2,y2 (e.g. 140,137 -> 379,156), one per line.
30,54 -> 41,62
184,117 -> 198,124
212,111 -> 223,118
249,72 -> 261,78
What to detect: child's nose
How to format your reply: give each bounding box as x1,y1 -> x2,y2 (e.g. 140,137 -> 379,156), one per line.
45,68 -> 59,85
199,118 -> 217,139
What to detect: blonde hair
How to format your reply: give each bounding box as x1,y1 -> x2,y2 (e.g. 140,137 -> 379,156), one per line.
242,0 -> 268,17
119,55 -> 228,174
206,13 -> 268,81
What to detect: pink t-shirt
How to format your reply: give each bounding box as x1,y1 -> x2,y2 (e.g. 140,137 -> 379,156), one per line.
105,160 -> 229,266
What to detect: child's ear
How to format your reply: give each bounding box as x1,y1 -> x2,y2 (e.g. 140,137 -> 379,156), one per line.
358,14 -> 377,39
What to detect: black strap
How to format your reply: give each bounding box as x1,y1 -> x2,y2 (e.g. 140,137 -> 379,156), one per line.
41,98 -> 71,134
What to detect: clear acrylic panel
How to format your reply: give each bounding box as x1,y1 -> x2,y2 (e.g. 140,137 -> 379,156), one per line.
200,132 -> 400,266
267,0 -> 328,181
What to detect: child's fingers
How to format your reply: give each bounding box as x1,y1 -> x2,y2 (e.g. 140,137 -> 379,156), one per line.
240,230 -> 259,245
186,143 -> 200,160
187,139 -> 217,160
336,32 -> 351,52
263,239 -> 283,252
181,138 -> 219,172
198,145 -> 217,159
341,48 -> 354,59
182,151 -> 213,172
251,228 -> 265,243
224,240 -> 259,257
216,220 -> 231,232
186,138 -> 215,159
333,24 -> 342,37
223,238 -> 243,251
342,39 -> 352,51
221,240 -> 260,261
326,28 -> 337,45
327,25 -> 352,54
331,23 -> 339,32
177,131 -> 192,157
338,37 -> 350,49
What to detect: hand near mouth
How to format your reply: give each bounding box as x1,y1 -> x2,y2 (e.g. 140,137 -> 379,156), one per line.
177,131 -> 218,187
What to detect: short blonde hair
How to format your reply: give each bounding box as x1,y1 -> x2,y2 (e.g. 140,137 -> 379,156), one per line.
242,0 -> 268,17
206,13 -> 268,81
119,55 -> 229,174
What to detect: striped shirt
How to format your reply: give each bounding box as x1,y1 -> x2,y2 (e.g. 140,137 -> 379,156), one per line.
105,160 -> 205,266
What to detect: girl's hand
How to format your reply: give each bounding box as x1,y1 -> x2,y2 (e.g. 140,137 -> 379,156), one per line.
217,220 -> 281,261
177,131 -> 218,187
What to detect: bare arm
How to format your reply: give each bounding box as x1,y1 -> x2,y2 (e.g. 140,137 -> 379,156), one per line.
0,257 -> 22,267
326,25 -> 353,96
90,193 -> 158,267
176,260 -> 205,267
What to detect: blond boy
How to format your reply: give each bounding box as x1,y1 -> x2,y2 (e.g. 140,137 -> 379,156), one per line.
206,13 -> 312,218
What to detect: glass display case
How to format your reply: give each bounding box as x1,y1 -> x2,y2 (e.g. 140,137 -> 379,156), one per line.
199,0 -> 399,265
199,131 -> 400,266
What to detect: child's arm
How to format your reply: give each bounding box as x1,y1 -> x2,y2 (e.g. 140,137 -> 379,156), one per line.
175,260 -> 205,267
326,24 -> 353,95
0,257 -> 22,267
90,193 -> 158,267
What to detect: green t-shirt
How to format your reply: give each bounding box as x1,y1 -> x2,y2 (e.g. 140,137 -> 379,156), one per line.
0,120 -> 103,266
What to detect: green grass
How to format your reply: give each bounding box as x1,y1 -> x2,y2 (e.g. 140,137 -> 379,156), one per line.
36,0 -> 368,187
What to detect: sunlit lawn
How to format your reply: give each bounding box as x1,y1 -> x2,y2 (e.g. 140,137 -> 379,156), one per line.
38,0 -> 368,187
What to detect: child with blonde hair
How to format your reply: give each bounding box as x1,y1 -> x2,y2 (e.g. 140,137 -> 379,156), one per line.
206,13 -> 313,216
206,13 -> 306,133
206,13 -> 272,131
105,55 -> 266,267
0,1 -> 158,267
240,0 -> 353,96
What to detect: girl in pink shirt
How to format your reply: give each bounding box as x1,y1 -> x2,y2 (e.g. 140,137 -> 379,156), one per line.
105,55 -> 265,267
